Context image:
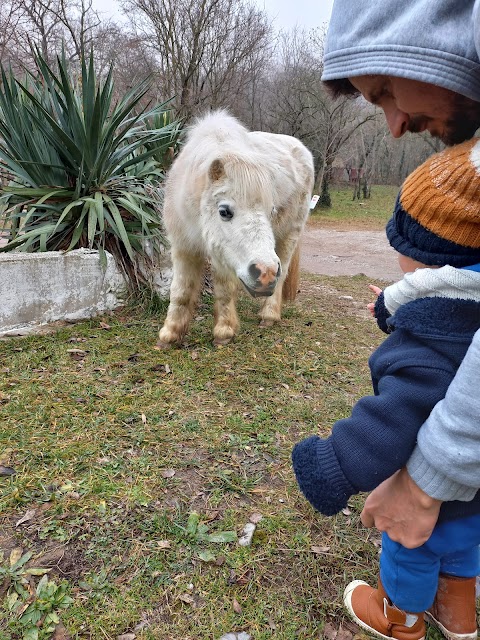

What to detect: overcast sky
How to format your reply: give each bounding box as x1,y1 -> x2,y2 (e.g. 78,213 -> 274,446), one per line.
91,0 -> 334,31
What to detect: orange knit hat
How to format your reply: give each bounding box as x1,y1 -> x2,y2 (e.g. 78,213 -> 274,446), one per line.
386,138 -> 480,266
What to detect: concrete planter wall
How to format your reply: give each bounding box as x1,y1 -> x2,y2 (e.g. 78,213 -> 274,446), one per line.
0,248 -> 172,337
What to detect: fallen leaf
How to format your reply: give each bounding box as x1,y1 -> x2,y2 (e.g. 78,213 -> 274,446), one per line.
204,510 -> 220,522
161,469 -> 175,478
9,548 -> 23,566
232,598 -> 242,614
342,507 -> 352,516
322,622 -> 338,640
178,593 -> 195,605
0,465 -> 16,477
0,448 -> 13,463
25,567 -> 51,576
67,349 -> 87,360
150,363 -> 172,373
15,509 -> 36,527
249,512 -> 263,524
155,540 -> 171,550
311,545 -> 331,554
141,413 -> 147,424
117,635 -> 136,640
52,621 -> 72,639
337,626 -> 355,640
99,322 -> 111,330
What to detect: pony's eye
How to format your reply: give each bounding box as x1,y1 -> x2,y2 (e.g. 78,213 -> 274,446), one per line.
219,205 -> 233,221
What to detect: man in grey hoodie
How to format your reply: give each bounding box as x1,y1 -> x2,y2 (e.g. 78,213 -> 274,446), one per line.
302,0 -> 480,637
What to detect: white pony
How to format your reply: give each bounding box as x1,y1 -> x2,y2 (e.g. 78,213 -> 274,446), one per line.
158,110 -> 314,347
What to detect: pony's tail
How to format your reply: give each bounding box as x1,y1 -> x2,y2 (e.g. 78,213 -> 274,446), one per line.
282,244 -> 300,302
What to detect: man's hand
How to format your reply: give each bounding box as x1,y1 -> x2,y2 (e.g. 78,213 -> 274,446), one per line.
361,467 -> 442,548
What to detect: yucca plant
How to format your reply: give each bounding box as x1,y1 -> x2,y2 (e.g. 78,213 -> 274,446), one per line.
0,51 -> 181,290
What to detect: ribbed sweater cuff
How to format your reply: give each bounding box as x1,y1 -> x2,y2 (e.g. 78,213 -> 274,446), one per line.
407,447 -> 478,502
292,435 -> 355,515
374,292 -> 392,334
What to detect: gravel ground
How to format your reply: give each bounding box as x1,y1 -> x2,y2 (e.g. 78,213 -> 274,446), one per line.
300,227 -> 403,282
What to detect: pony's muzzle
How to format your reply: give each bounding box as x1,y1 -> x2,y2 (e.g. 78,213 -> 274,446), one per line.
242,261 -> 281,297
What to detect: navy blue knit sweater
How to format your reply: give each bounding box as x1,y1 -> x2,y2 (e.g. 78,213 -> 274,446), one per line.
292,295 -> 480,523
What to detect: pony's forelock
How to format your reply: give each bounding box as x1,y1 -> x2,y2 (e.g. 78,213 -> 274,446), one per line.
221,156 -> 275,209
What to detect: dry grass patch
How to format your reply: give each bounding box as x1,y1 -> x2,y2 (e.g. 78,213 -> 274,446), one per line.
0,272 -> 421,639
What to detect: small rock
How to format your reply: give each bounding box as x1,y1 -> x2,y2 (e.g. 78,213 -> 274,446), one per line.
238,522 -> 256,547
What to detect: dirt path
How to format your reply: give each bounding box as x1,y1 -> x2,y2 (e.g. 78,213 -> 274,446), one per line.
300,225 -> 403,282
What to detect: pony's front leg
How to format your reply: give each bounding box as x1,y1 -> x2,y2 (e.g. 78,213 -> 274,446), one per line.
157,249 -> 204,348
258,237 -> 296,326
258,283 -> 283,327
212,271 -> 239,345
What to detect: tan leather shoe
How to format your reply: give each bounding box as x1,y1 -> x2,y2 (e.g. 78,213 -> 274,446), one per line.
425,574 -> 478,640
344,578 -> 426,640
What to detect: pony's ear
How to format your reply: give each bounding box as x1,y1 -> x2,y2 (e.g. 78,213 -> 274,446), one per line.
209,158 -> 224,181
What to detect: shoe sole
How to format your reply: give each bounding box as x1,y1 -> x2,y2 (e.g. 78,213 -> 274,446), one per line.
424,611 -> 478,640
343,580 -> 425,640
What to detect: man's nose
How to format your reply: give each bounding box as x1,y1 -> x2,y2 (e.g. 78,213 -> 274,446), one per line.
384,106 -> 410,138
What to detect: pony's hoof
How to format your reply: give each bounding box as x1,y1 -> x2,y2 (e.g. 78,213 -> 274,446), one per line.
154,340 -> 174,350
259,319 -> 275,327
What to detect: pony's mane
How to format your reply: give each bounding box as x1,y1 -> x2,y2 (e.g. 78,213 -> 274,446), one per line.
186,111 -> 276,207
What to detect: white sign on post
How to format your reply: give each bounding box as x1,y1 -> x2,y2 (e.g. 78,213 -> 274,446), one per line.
309,194 -> 319,210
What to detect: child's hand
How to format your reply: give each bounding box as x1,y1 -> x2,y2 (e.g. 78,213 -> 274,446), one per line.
367,284 -> 382,316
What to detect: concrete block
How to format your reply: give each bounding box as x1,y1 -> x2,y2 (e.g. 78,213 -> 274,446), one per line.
0,249 -> 127,336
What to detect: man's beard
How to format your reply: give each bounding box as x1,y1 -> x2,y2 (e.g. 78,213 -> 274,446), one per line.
441,115 -> 480,146
409,104 -> 480,146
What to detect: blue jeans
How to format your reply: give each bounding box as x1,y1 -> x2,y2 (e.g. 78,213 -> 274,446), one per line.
379,513 -> 480,612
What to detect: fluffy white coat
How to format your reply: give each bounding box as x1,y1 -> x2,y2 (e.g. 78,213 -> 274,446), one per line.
158,110 -> 314,346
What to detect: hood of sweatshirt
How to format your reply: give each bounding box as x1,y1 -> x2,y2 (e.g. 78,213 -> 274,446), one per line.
321,0 -> 480,102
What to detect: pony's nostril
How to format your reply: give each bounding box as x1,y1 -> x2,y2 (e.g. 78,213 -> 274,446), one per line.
249,263 -> 262,281
276,264 -> 281,278
249,262 -> 280,288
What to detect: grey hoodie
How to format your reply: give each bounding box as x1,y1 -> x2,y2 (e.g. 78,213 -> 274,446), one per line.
407,329 -> 480,501
322,0 -> 480,501
322,0 -> 480,102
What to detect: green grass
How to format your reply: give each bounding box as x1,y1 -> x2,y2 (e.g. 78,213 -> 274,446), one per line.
311,184 -> 398,230
0,272 -> 452,639
0,276 -> 379,638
